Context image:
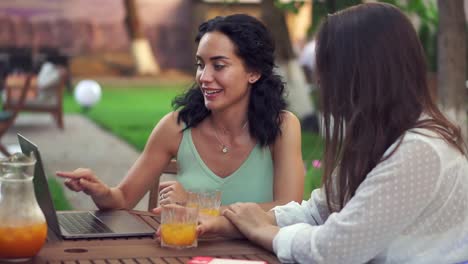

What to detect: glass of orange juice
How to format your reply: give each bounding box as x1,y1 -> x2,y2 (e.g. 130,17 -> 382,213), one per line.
198,190 -> 222,217
160,204 -> 198,249
186,190 -> 222,217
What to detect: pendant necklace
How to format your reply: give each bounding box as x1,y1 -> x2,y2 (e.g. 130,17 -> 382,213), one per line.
213,120 -> 248,154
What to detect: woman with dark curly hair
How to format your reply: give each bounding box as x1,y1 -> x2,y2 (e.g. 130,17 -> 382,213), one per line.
198,3 -> 468,263
56,14 -> 305,211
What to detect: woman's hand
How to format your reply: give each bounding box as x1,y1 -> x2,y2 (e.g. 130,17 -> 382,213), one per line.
152,205 -> 244,239
197,214 -> 244,239
223,203 -> 279,251
158,181 -> 189,206
56,168 -> 110,199
197,214 -> 220,237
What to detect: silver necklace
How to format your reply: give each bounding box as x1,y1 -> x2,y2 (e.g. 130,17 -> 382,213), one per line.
213,121 -> 248,154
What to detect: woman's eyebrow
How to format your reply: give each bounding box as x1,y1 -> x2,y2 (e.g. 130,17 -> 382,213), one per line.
195,55 -> 230,61
209,55 -> 230,61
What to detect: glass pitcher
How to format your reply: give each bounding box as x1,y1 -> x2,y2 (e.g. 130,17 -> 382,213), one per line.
0,152 -> 47,261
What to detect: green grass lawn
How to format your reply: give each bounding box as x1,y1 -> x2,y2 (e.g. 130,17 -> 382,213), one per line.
64,83 -> 184,150
62,82 -> 323,203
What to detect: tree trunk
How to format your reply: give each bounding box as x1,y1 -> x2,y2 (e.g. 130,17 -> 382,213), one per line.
123,0 -> 159,75
437,0 -> 467,140
261,0 -> 316,123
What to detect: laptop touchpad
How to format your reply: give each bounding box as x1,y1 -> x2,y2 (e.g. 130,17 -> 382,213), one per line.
93,210 -> 152,232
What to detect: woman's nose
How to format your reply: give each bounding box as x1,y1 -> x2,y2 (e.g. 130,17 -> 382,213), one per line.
199,67 -> 214,83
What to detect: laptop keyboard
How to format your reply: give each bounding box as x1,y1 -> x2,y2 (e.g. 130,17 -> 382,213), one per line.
58,212 -> 113,234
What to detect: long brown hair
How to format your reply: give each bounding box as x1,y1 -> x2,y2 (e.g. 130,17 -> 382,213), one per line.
315,3 -> 466,212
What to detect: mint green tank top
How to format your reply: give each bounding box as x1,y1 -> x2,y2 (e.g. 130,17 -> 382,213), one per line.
176,128 -> 274,205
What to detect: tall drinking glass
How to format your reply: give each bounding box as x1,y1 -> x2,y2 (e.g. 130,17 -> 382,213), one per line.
160,204 -> 198,249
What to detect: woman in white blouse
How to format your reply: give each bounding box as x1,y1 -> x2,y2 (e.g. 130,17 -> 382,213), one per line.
198,2 -> 468,263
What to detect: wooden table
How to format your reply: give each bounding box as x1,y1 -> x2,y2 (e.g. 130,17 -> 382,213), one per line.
33,210 -> 280,263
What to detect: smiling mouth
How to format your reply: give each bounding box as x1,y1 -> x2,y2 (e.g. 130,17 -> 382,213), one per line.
202,88 -> 223,95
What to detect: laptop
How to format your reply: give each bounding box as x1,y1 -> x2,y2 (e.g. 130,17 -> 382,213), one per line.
18,134 -> 155,239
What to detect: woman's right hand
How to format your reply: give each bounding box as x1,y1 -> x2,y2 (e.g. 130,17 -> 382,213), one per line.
56,168 -> 110,199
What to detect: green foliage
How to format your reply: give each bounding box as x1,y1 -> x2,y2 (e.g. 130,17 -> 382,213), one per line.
301,131 -> 324,163
304,165 -> 322,199
301,132 -> 324,198
310,2 -> 328,36
274,0 -> 306,14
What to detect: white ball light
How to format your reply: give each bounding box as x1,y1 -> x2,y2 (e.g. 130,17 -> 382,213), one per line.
74,80 -> 102,108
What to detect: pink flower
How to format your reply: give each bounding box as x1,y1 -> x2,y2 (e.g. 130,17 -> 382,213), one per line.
312,160 -> 322,169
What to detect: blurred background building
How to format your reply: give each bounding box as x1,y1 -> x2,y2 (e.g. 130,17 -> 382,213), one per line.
0,0 -> 311,76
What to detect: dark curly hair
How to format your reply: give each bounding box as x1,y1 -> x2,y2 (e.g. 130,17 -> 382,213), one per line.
172,14 -> 287,147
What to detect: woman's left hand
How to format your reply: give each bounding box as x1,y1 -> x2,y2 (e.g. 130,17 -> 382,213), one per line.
223,203 -> 279,251
158,181 -> 189,206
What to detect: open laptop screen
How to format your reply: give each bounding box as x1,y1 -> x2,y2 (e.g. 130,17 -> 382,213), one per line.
18,133 -> 62,237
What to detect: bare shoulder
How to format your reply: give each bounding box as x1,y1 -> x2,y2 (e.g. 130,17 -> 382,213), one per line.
157,111 -> 185,132
279,110 -> 301,131
270,111 -> 301,153
145,111 -> 184,155
270,111 -> 303,167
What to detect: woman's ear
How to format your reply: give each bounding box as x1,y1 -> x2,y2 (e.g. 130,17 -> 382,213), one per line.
248,72 -> 261,84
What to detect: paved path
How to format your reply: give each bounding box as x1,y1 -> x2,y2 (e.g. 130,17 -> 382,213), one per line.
3,113 -> 151,211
